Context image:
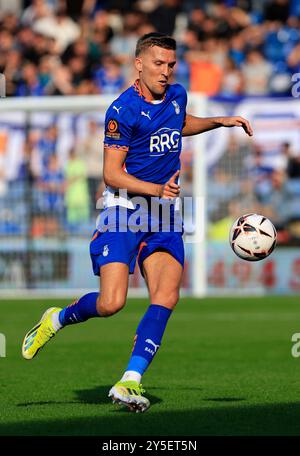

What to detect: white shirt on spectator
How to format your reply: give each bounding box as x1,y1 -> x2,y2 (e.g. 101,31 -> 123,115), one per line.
33,15 -> 80,53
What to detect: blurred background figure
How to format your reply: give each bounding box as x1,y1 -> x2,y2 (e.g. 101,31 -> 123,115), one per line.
16,62 -> 45,96
35,153 -> 65,237
65,148 -> 89,229
241,49 -> 273,96
32,3 -> 80,54
220,56 -> 243,98
93,55 -> 125,94
75,119 -> 104,211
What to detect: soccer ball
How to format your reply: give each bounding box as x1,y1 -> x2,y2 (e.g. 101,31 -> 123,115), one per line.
229,213 -> 277,261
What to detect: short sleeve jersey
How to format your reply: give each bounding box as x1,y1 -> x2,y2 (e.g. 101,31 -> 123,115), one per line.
104,80 -> 187,186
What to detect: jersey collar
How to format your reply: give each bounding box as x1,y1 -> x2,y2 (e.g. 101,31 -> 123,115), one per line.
133,79 -> 167,103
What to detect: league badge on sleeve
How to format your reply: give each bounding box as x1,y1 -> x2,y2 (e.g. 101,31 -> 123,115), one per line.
106,119 -> 120,139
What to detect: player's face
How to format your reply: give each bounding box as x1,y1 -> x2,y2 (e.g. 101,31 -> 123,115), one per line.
135,46 -> 176,100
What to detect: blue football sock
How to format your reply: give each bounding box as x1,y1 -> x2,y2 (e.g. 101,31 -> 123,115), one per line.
59,292 -> 100,326
126,304 -> 172,376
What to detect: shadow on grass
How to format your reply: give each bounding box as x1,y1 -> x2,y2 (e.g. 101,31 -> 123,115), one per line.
203,398 -> 246,402
16,385 -> 162,408
4,398 -> 300,436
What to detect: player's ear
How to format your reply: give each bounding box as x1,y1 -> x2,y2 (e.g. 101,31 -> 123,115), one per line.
135,57 -> 142,72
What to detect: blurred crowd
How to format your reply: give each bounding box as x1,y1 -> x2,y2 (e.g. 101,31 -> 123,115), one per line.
1,0 -> 300,244
1,0 -> 300,97
0,118 -> 105,236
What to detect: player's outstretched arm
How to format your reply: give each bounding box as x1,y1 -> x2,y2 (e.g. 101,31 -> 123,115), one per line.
182,114 -> 253,137
103,147 -> 180,198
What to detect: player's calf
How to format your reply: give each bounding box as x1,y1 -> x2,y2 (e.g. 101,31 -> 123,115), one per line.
58,292 -> 100,326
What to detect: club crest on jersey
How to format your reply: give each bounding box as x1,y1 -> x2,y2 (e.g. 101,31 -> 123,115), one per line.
102,245 -> 109,257
150,128 -> 180,155
172,100 -> 180,114
106,119 -> 120,139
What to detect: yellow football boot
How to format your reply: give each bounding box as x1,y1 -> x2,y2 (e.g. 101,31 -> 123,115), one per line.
22,307 -> 62,360
108,380 -> 150,413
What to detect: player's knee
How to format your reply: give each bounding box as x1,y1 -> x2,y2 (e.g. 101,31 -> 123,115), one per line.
167,290 -> 180,309
96,294 -> 126,317
151,289 -> 179,309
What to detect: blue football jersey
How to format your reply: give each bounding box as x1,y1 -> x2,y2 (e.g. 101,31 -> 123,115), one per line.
104,80 -> 187,186
90,81 -> 187,276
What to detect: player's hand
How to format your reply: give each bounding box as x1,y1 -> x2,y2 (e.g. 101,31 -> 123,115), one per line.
220,116 -> 253,136
159,170 -> 180,199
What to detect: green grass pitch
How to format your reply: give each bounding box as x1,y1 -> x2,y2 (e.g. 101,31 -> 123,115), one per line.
1,296 -> 300,436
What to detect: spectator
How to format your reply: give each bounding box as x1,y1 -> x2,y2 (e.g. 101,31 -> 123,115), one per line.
23,33 -> 52,65
287,42 -> 300,72
37,125 -> 58,173
209,199 -> 244,242
110,11 -> 143,65
188,47 -> 223,95
37,153 -> 65,216
0,12 -> 19,33
88,27 -> 110,62
65,148 -> 89,226
264,0 -> 290,23
0,30 -> 14,54
76,119 -> 104,208
62,37 -> 93,66
149,0 -> 182,36
86,10 -> 114,60
220,56 -> 243,97
245,144 -> 274,203
0,0 -> 22,15
38,55 -> 54,90
290,0 -> 300,17
109,10 -> 145,83
21,0 -> 52,27
215,134 -> 251,179
24,130 -> 41,179
202,37 -> 228,68
0,138 -> 8,197
45,64 -> 74,95
229,32 -> 246,67
33,4 -> 80,53
241,49 -> 273,95
187,7 -> 207,41
15,26 -> 35,60
75,79 -> 97,95
93,10 -> 114,39
93,55 -> 125,94
68,56 -> 91,88
3,50 -> 22,96
261,169 -> 290,230
16,62 -> 45,96
284,142 -> 300,179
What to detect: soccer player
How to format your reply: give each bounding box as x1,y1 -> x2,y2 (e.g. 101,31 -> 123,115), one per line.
22,33 -> 253,412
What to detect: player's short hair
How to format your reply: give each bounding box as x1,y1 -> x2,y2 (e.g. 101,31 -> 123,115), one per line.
135,33 -> 176,57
